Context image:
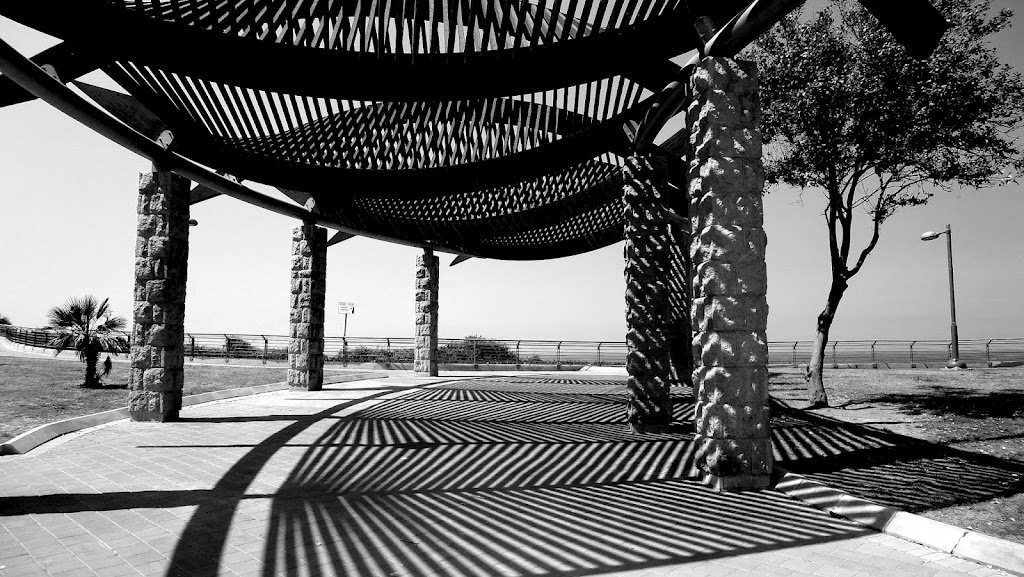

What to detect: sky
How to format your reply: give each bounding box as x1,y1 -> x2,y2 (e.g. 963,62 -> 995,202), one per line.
1,2 -> 1022,344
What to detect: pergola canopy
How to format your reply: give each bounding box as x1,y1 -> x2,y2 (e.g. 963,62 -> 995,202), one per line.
0,0 -> 948,259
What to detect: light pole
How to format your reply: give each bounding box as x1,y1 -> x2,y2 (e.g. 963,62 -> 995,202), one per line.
920,224 -> 967,369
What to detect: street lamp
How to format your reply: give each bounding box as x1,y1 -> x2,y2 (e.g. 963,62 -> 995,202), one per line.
920,224 -> 967,369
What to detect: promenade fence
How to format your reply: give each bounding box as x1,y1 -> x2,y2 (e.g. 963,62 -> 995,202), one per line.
2,325 -> 1022,368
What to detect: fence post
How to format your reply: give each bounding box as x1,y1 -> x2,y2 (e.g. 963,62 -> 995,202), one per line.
557,341 -> 562,369
516,341 -> 521,366
597,342 -> 602,366
343,337 -> 348,365
831,341 -> 838,369
792,341 -> 798,367
190,334 -> 195,361
910,341 -> 916,368
386,338 -> 391,366
987,339 -> 994,367
871,340 -> 878,369
224,334 -> 230,363
947,342 -> 952,361
262,335 -> 268,365
472,339 -> 478,367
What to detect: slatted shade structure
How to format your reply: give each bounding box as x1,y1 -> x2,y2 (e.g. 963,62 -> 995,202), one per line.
0,0 -> 948,259
0,0 -> 728,259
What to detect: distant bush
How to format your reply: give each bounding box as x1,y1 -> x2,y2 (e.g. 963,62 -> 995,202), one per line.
0,314 -> 10,325
439,336 -> 518,364
333,346 -> 414,365
225,336 -> 259,358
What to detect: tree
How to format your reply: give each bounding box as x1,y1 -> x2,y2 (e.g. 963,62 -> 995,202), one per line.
0,314 -> 10,325
752,0 -> 1024,407
46,296 -> 129,388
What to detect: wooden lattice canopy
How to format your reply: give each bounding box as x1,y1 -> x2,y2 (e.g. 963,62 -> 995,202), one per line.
0,0 -> 948,259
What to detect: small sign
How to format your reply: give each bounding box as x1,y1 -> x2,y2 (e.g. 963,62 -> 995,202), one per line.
337,302 -> 356,315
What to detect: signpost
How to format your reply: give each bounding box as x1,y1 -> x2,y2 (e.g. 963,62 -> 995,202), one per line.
337,302 -> 355,338
338,302 -> 355,365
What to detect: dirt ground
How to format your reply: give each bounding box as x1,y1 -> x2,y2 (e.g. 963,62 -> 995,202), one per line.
771,366 -> 1024,543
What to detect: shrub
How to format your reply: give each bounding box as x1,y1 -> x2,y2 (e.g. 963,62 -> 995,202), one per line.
333,346 -> 414,364
439,336 -> 518,364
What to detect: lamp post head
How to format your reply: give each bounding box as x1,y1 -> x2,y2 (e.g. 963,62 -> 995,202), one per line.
920,231 -> 942,241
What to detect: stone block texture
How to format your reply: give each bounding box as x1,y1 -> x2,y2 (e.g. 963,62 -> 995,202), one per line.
623,153 -> 688,433
414,249 -> 439,376
289,223 -> 327,390
129,170 -> 190,422
688,57 -> 771,490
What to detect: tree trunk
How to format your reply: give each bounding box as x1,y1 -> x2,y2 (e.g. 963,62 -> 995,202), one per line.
806,277 -> 848,408
84,340 -> 99,388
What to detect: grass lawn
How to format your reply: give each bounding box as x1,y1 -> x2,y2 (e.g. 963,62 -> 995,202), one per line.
0,356 -> 288,443
772,366 -> 1024,544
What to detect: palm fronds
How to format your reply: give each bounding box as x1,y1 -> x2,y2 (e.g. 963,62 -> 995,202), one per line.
45,295 -> 129,386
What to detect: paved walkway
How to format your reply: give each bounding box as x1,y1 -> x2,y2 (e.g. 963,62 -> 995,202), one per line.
0,374 -> 1010,577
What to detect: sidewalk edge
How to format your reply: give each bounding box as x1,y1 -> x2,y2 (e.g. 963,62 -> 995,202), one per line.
0,371 -> 385,456
774,468 -> 1024,576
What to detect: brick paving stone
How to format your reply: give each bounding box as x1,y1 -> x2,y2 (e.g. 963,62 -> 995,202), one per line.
121,549 -> 167,566
0,554 -> 43,571
0,565 -> 48,577
0,375 -> 1015,577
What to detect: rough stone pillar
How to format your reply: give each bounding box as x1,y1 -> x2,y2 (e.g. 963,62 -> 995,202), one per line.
414,248 -> 439,376
688,57 -> 771,491
129,169 -> 190,422
289,222 -> 327,390
623,154 -> 674,432
667,216 -> 693,390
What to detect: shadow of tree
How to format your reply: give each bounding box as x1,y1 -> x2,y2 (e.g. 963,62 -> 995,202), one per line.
773,402 -> 1024,513
847,386 -> 1024,419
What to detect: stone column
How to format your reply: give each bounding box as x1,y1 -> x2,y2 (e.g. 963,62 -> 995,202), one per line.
667,219 -> 693,390
414,248 -> 439,376
289,222 -> 327,390
623,154 -> 674,432
688,57 -> 771,491
129,169 -> 190,422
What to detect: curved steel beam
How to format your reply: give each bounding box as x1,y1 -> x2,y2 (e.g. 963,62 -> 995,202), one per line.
0,36 -> 613,259
0,42 -> 105,107
97,63 -> 640,199
0,36 -> 458,253
0,0 -> 697,101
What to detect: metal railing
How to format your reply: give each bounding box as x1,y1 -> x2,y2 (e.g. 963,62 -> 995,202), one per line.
175,334 -> 631,367
0,325 -> 629,367
766,338 -> 1024,368
3,325 -> 1023,368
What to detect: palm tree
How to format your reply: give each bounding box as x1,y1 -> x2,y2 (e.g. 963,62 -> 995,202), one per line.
46,296 -> 129,388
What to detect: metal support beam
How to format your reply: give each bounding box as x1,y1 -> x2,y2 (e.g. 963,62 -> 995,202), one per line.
189,185 -> 221,205
326,231 -> 356,246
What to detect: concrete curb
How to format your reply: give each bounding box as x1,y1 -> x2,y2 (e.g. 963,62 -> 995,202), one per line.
775,469 -> 1024,576
0,371 -> 386,456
